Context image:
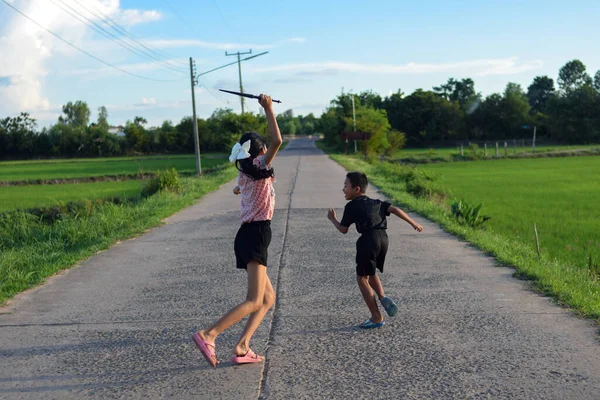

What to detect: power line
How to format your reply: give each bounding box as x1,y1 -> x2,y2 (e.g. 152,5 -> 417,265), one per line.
71,0 -> 188,69
211,1 -> 241,44
1,0 -> 181,82
161,0 -> 193,31
50,0 -> 186,74
202,85 -> 230,104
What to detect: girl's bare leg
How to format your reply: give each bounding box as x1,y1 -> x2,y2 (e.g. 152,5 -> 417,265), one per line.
234,271 -> 276,356
198,262 -> 268,343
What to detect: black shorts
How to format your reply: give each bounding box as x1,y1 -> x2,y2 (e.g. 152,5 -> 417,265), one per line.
234,220 -> 272,269
356,229 -> 389,276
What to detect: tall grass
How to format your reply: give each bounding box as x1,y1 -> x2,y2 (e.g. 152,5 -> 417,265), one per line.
0,167 -> 238,304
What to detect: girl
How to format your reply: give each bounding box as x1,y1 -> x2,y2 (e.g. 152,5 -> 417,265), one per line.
192,94 -> 282,367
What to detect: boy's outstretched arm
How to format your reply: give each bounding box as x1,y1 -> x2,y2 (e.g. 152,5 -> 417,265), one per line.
260,94 -> 283,167
327,208 -> 349,234
388,205 -> 423,232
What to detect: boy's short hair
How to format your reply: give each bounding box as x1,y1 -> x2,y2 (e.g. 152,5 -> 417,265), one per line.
346,172 -> 368,193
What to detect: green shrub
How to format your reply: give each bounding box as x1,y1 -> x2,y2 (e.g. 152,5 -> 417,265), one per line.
450,198 -> 491,228
468,142 -> 480,157
403,168 -> 446,199
142,168 -> 182,197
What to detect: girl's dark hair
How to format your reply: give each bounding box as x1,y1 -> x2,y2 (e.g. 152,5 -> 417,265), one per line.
235,132 -> 275,180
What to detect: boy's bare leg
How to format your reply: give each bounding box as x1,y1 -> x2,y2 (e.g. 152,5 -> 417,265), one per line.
357,275 -> 383,323
234,272 -> 276,356
368,274 -> 385,301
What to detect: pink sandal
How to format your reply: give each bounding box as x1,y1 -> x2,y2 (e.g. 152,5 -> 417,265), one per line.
192,332 -> 218,367
231,348 -> 265,364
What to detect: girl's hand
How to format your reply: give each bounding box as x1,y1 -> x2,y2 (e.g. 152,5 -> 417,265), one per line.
412,223 -> 423,232
233,186 -> 241,195
327,208 -> 337,221
258,94 -> 273,110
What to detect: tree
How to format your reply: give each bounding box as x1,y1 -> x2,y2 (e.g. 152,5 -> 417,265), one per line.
470,93 -> 505,139
548,85 -> 600,143
594,70 -> 600,93
357,90 -> 383,109
433,78 -> 479,110
134,116 -> 148,127
382,89 -> 405,132
388,90 -> 463,145
0,113 -> 38,158
124,120 -> 146,152
502,83 -> 531,138
557,60 -> 592,93
158,120 -> 177,151
527,76 -> 555,113
58,101 -> 90,128
97,106 -> 109,130
344,107 -> 391,157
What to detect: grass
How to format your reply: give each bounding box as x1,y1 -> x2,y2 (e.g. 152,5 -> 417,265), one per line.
0,154 -> 228,182
0,154 -> 196,166
421,157 -> 600,270
0,181 -> 144,213
0,166 -> 238,304
391,144 -> 600,162
316,141 -> 600,321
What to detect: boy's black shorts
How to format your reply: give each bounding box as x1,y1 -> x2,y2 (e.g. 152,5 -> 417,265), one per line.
356,229 -> 389,276
234,220 -> 271,269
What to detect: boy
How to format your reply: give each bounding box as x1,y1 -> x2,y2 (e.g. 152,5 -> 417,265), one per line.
327,172 -> 423,328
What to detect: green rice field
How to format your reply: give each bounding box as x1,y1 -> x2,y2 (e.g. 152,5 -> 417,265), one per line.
0,181 -> 144,212
422,156 -> 600,269
0,154 -> 228,182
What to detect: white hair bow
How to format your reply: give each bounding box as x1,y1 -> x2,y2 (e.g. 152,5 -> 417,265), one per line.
229,140 -> 252,163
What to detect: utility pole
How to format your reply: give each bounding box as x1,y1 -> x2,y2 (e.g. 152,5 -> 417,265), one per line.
189,57 -> 201,175
188,51 -> 268,173
351,95 -> 357,153
225,50 -> 252,113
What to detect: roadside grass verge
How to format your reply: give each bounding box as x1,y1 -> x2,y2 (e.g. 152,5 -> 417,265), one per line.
0,166 -> 238,305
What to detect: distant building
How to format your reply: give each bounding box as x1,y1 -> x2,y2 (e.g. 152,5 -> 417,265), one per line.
108,125 -> 125,137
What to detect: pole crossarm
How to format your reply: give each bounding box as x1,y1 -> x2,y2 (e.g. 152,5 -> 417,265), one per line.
195,51 -> 268,78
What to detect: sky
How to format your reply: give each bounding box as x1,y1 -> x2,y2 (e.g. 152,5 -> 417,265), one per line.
1,0 -> 599,128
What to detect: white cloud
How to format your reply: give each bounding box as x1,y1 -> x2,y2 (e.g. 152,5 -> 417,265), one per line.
0,0 -> 163,115
141,97 -> 156,104
145,37 -> 305,51
118,9 -> 162,26
252,57 -> 543,76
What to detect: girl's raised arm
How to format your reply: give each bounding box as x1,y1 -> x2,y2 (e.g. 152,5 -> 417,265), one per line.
259,94 -> 282,167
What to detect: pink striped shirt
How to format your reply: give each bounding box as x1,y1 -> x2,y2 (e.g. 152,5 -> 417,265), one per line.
238,156 -> 275,224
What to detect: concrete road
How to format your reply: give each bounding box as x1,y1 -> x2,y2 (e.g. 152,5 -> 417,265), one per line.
1,138 -> 599,399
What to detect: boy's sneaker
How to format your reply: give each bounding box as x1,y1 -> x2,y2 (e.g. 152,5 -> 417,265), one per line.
381,297 -> 398,317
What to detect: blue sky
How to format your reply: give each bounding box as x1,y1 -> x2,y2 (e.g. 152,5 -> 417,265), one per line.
1,0 -> 599,128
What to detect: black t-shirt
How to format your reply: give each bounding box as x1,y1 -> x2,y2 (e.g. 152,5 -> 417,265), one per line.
340,196 -> 392,234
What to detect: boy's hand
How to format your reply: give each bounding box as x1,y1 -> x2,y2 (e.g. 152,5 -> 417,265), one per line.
327,208 -> 337,221
233,185 -> 241,195
412,223 -> 423,232
258,94 -> 273,110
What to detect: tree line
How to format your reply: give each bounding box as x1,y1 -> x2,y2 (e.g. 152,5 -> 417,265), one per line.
1,59 -> 598,159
